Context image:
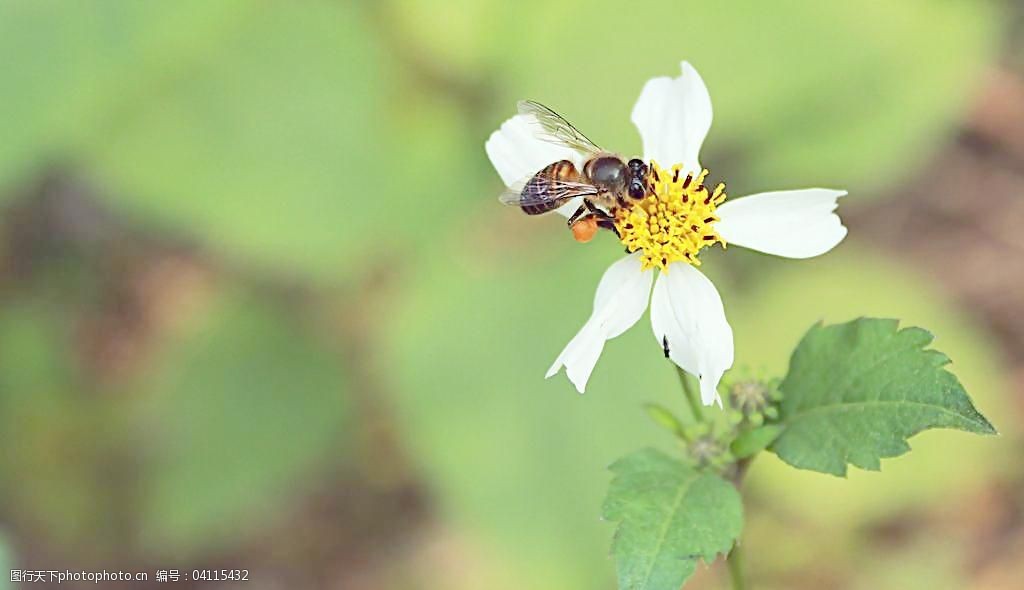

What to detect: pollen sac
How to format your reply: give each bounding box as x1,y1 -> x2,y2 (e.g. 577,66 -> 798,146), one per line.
570,217 -> 599,243
613,161 -> 727,272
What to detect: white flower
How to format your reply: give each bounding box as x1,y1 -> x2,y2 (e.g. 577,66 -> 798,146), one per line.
485,62 -> 847,405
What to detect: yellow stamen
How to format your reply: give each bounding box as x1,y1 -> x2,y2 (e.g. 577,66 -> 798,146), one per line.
615,162 -> 727,272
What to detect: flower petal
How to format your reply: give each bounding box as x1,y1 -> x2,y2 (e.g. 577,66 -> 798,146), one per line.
715,189 -> 848,258
649,263 -> 733,406
592,253 -> 654,339
486,114 -> 585,218
553,196 -> 584,218
544,322 -> 604,394
631,61 -> 712,173
485,113 -> 581,187
546,253 -> 653,393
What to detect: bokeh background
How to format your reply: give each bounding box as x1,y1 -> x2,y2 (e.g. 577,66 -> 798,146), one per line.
1,1 -> 1022,588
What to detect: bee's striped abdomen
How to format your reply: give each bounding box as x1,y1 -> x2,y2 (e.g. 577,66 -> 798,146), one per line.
520,160 -> 580,215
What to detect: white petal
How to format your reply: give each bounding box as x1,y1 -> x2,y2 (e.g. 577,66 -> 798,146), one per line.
592,253 -> 654,339
546,253 -> 653,392
485,113 -> 580,187
544,322 -> 604,394
631,61 -> 712,173
486,114 -> 585,218
553,196 -> 584,218
649,263 -> 733,406
715,189 -> 848,259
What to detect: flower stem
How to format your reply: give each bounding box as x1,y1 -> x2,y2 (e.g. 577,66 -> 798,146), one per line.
675,367 -> 704,423
727,543 -> 746,590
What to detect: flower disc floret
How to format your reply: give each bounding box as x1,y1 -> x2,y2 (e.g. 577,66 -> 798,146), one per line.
615,162 -> 727,272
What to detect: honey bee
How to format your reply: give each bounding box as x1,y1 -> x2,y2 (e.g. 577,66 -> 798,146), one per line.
499,101 -> 649,243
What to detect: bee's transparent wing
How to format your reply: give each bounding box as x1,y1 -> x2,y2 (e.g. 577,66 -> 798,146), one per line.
497,180 -> 530,206
498,176 -> 598,211
518,100 -> 603,157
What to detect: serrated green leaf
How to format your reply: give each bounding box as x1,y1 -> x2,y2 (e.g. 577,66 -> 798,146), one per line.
603,448 -> 742,590
727,249 -> 1010,531
730,425 -> 783,459
772,318 -> 995,476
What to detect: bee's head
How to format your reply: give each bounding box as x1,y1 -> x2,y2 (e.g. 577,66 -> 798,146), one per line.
626,158 -> 648,199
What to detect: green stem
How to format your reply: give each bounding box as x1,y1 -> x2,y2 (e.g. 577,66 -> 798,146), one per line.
675,367 -> 704,423
727,543 -> 746,590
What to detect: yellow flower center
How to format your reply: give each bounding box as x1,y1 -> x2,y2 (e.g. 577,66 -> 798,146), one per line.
614,162 -> 727,272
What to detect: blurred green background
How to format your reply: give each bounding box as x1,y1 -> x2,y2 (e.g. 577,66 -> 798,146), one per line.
1,1 -> 1023,588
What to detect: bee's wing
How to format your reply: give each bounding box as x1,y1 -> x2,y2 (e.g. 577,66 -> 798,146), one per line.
518,100 -> 603,157
498,176 -> 599,211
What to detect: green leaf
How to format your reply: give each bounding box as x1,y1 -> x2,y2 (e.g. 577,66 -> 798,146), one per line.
603,449 -> 742,590
730,425 -> 783,459
726,248 -> 1011,531
772,318 -> 996,476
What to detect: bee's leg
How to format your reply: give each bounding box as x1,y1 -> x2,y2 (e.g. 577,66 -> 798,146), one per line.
583,199 -> 617,222
566,204 -> 589,227
581,201 -> 620,238
597,219 -> 621,239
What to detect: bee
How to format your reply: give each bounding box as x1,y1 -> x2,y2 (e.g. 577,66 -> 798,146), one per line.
499,101 -> 649,243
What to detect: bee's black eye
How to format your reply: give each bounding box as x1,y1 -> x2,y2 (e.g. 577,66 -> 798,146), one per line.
589,157 -> 626,188
626,159 -> 648,199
